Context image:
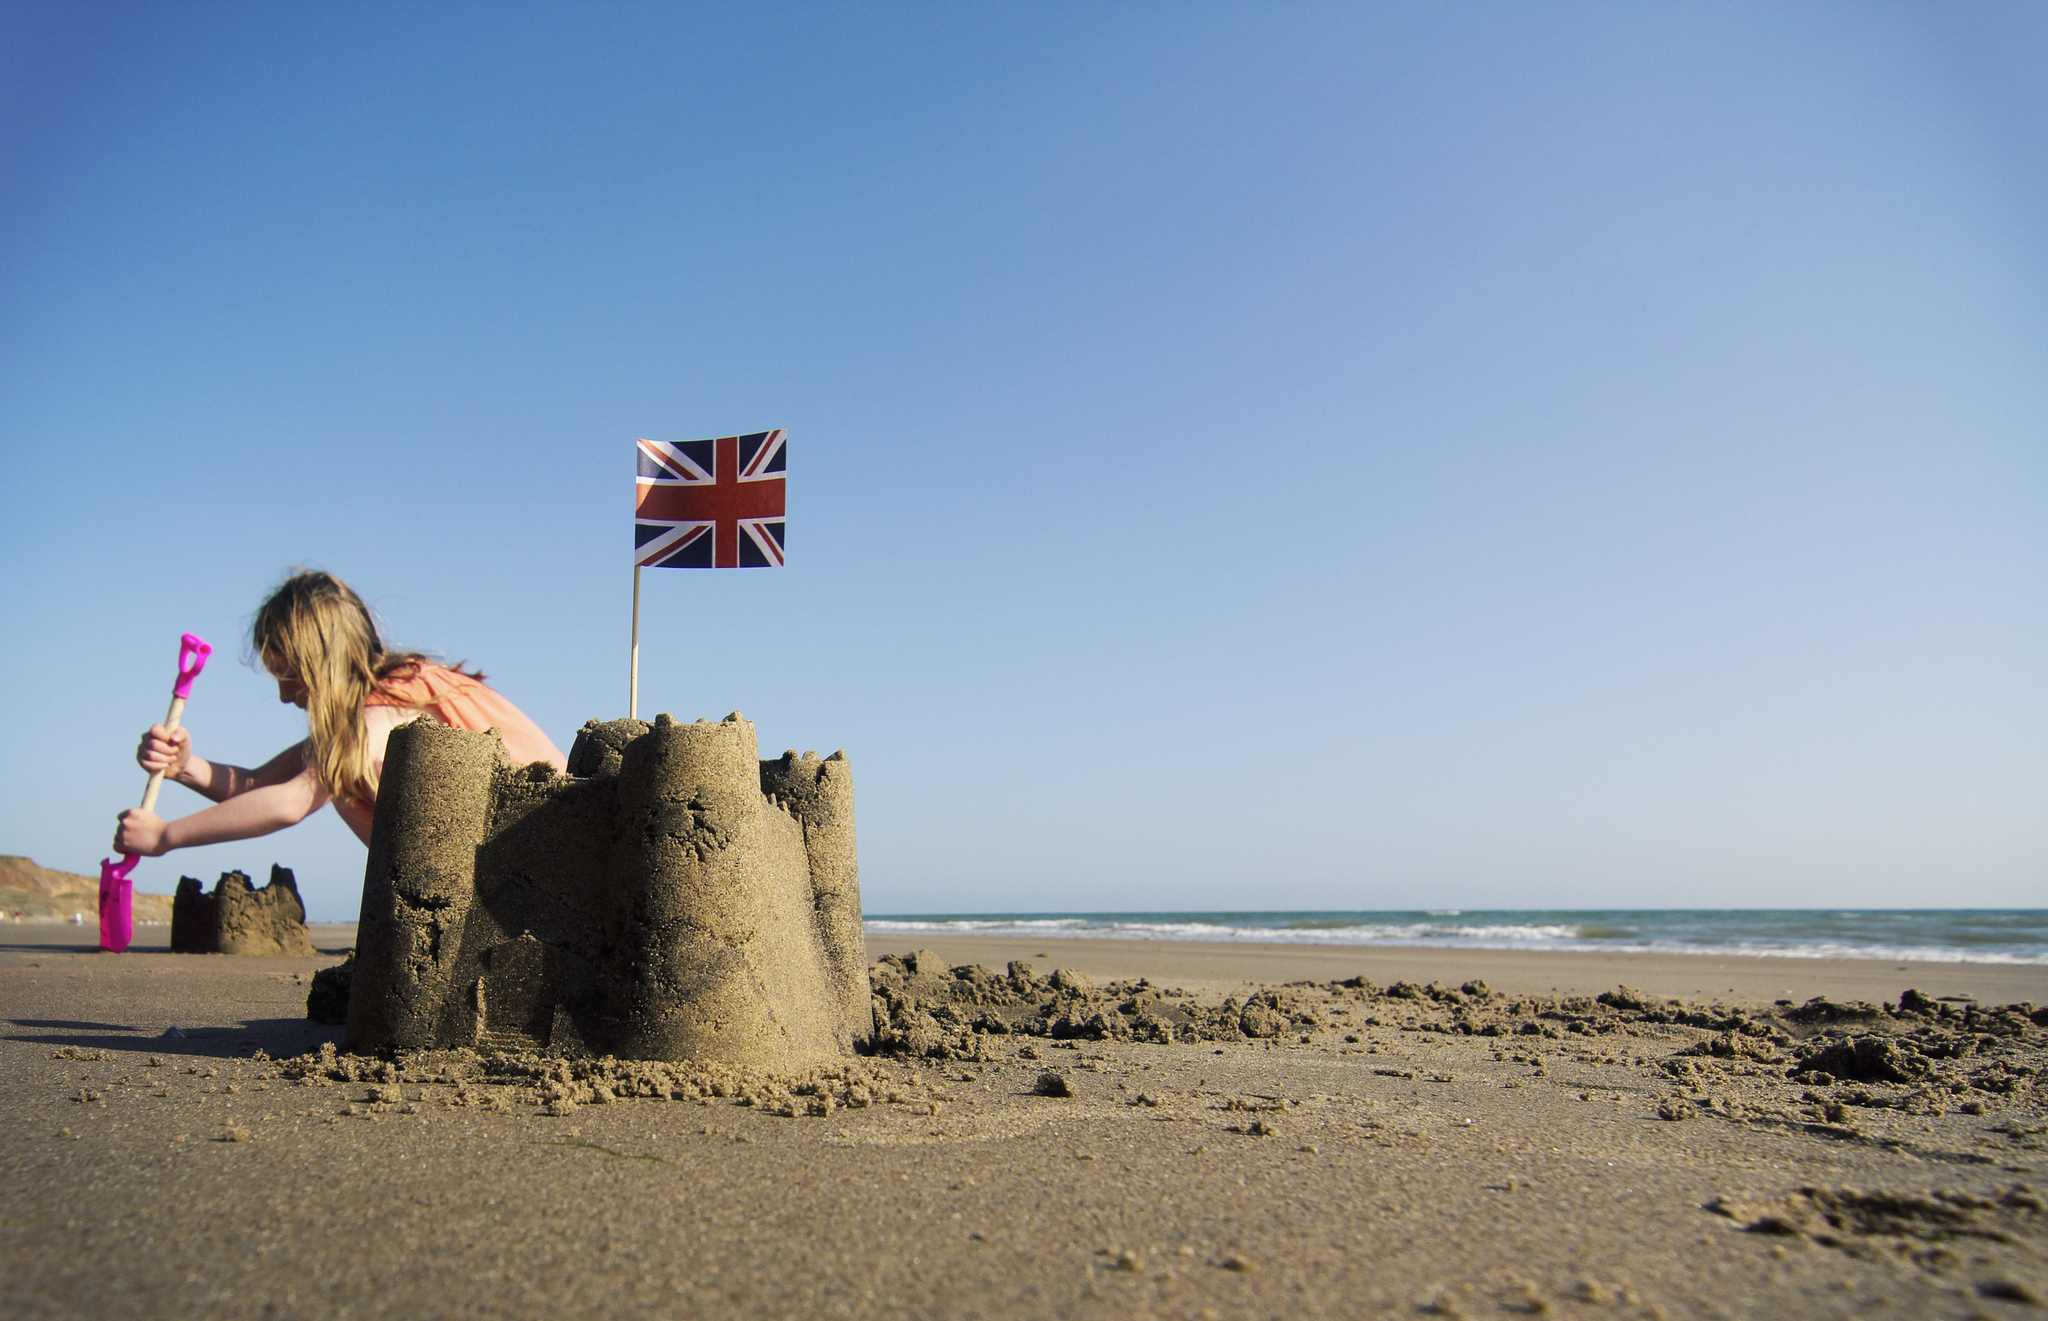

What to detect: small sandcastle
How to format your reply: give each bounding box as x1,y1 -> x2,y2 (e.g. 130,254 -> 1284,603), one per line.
345,712 -> 866,1068
172,864 -> 316,956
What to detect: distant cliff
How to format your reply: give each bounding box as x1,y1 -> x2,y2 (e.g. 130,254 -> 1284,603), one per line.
0,855 -> 174,924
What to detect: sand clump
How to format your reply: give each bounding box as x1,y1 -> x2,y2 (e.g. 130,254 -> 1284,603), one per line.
863,960 -> 1765,1060
171,865 -> 315,955
1656,994 -> 2048,1124
1708,1184 -> 2046,1297
864,961 -> 2044,1104
865,958 -> 2048,1136
1032,1071 -> 1074,1097
1709,1184 -> 2044,1243
307,953 -> 354,1024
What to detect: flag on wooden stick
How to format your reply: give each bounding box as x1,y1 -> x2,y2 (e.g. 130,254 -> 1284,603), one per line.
628,430 -> 787,719
635,431 -> 787,568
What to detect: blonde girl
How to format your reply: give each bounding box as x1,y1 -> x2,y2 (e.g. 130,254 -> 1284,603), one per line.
114,571 -> 566,856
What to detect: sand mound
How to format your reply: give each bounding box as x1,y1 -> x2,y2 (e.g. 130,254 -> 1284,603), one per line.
308,952 -> 354,1024
170,865 -> 316,955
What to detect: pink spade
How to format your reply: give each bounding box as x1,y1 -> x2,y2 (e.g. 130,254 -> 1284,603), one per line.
100,633 -> 212,953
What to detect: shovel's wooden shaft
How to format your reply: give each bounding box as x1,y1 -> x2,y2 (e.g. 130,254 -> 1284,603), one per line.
137,693 -> 188,815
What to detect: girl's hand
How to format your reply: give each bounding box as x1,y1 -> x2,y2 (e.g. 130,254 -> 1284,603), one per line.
113,809 -> 169,857
137,725 -> 191,782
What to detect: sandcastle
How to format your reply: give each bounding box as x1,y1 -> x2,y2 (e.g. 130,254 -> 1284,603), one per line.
172,865 -> 317,956
345,712 -> 866,1069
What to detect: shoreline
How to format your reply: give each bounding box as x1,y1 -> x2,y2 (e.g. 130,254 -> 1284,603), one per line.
885,933 -> 2048,1005
27,923 -> 2048,1008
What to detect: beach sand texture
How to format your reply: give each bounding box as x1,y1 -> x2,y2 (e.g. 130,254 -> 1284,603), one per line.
3,925 -> 2043,1320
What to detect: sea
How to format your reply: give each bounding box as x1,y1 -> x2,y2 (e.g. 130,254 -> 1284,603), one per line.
862,910 -> 2048,965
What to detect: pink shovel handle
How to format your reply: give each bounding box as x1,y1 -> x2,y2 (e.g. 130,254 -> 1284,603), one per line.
173,633 -> 212,699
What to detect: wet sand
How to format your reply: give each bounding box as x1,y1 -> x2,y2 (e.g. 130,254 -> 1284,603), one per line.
3,926 -> 2042,1320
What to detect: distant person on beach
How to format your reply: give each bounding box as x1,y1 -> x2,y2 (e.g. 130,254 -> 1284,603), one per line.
113,570 -> 566,856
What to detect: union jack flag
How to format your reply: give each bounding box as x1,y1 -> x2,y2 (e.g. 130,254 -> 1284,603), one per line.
634,431 -> 786,568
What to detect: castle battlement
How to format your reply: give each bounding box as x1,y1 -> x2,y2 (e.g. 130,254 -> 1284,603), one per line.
346,712 -> 866,1067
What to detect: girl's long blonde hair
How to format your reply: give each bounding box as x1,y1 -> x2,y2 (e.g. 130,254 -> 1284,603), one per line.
251,571 -> 474,806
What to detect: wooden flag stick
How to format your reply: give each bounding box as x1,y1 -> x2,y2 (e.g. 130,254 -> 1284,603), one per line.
630,564 -> 641,721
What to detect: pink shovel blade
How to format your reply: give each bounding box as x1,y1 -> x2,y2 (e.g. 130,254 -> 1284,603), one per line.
98,854 -> 136,953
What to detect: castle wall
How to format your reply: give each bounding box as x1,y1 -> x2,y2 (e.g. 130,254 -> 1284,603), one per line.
346,712 -> 866,1068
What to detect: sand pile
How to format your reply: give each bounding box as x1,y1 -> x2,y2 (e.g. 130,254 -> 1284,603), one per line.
170,864 -> 316,955
1708,1185 -> 2045,1243
865,953 -> 2048,1121
861,954 -> 1727,1058
307,953 -> 354,1024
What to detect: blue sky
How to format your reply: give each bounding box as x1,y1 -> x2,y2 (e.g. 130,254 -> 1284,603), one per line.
2,2 -> 2042,920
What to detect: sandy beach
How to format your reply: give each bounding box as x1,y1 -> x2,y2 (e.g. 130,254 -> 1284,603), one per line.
4,925 -> 2042,1320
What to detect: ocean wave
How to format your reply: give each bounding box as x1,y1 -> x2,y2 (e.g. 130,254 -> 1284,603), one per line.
859,915 -> 2048,964
864,918 -> 1584,944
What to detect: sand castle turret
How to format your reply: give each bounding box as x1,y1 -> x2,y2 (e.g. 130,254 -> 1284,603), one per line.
346,712 -> 867,1067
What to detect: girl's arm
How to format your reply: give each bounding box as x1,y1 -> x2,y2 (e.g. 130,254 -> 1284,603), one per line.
113,746 -> 331,856
137,727 -> 310,803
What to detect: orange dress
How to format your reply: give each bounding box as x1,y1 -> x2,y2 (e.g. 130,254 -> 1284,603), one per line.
333,663 -> 567,843
363,662 -> 567,771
